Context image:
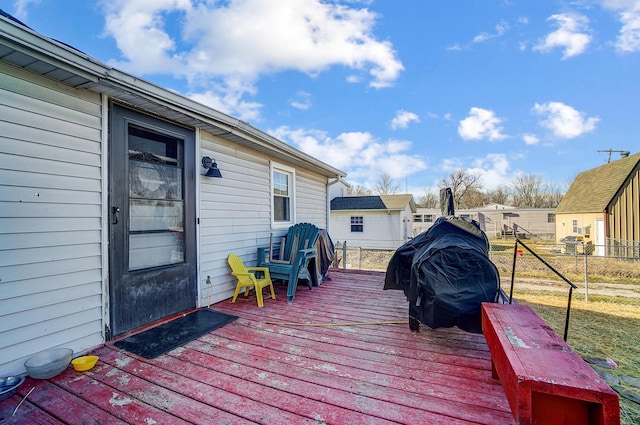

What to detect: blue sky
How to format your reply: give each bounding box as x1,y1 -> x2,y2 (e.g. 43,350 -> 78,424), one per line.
7,0 -> 640,199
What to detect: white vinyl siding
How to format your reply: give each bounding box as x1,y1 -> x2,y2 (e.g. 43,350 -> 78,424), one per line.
0,62 -> 104,376
197,133 -> 329,306
330,210 -> 406,249
295,169 -> 327,225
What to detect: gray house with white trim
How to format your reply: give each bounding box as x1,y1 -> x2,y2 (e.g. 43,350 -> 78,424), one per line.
0,13 -> 345,376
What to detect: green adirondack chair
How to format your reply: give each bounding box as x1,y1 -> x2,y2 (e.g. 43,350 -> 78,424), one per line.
257,223 -> 320,302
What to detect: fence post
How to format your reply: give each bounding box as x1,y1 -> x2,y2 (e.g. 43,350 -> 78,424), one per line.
358,246 -> 362,270
584,253 -> 589,302
342,241 -> 347,270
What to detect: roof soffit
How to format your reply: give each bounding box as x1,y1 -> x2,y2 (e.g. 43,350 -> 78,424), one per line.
0,17 -> 345,178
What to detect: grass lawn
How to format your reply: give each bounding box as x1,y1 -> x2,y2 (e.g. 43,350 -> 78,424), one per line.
515,291 -> 640,425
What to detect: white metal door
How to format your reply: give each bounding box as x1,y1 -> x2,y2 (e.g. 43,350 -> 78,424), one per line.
594,219 -> 605,256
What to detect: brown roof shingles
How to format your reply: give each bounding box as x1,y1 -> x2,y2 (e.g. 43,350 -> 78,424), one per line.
555,152 -> 640,214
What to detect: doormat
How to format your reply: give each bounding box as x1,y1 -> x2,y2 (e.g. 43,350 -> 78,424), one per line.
114,308 -> 238,359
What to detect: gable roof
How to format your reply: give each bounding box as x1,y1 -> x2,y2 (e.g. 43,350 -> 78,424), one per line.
331,194 -> 416,212
555,152 -> 640,214
0,13 -> 345,179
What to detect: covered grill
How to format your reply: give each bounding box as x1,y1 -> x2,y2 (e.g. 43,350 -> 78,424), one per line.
384,189 -> 500,333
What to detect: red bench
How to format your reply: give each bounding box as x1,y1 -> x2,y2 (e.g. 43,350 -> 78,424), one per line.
482,303 -> 619,425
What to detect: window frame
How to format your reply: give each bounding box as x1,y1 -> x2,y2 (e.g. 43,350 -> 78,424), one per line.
270,162 -> 296,228
350,216 -> 364,232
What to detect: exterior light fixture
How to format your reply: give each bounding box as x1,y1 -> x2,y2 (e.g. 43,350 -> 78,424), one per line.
201,156 -> 222,178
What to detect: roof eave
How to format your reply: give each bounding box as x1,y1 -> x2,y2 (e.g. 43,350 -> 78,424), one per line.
0,16 -> 346,179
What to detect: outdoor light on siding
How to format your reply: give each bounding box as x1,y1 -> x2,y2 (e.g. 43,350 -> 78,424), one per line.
201,156 -> 222,178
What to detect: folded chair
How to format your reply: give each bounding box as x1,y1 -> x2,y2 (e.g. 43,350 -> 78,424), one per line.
227,253 -> 276,307
257,223 -> 320,302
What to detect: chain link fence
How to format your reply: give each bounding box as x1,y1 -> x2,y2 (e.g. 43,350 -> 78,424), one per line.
332,241 -> 640,300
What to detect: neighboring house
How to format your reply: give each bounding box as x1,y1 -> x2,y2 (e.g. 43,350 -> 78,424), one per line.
555,152 -> 640,257
413,206 -> 556,240
0,14 -> 345,376
327,178 -> 350,204
330,194 -> 416,249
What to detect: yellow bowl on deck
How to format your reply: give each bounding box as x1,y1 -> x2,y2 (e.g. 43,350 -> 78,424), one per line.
71,355 -> 99,372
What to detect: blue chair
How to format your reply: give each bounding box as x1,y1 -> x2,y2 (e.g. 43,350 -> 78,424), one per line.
257,223 -> 320,302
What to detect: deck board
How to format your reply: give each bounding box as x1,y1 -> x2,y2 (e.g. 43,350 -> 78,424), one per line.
1,269 -> 515,424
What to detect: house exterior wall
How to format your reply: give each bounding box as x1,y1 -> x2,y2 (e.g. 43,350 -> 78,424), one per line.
607,166 -> 640,243
555,212 -> 604,243
330,210 -> 406,249
197,132 -> 329,305
412,208 -> 441,236
0,62 -> 105,375
0,63 -> 333,376
479,208 -> 556,239
328,179 -> 349,200
413,207 -> 556,240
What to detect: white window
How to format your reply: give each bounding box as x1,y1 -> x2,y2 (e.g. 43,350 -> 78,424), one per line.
424,214 -> 434,223
351,216 -> 364,232
572,219 -> 579,233
413,215 -> 423,222
271,163 -> 295,227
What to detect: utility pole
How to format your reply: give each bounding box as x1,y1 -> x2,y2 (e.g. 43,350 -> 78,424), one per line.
598,149 -> 630,163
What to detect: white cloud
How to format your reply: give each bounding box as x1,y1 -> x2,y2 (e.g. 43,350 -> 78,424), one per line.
534,13 -> 592,59
469,153 -> 513,190
522,133 -> 540,145
12,0 -> 41,20
533,102 -> 599,139
440,153 -> 512,190
390,110 -> 420,130
473,21 -> 509,43
100,0 -> 403,120
458,107 -> 507,141
270,126 -> 426,185
600,0 -> 640,52
617,7 -> 640,51
290,91 -> 312,110
188,84 -> 263,122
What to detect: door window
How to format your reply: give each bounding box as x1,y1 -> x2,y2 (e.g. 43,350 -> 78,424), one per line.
128,125 -> 185,270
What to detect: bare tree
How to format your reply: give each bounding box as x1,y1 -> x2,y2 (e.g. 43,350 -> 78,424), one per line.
373,172 -> 401,195
347,184 -> 372,196
461,188 -> 487,209
438,169 -> 483,209
542,180 -> 566,208
512,173 -> 546,208
487,185 -> 511,205
416,189 -> 438,208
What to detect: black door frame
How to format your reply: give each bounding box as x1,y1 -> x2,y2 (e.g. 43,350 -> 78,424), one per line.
108,103 -> 197,338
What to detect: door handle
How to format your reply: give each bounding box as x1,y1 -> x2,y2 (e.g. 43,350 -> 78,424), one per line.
112,207 -> 120,224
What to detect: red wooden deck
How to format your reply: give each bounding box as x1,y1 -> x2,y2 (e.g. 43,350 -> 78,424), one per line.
1,270 -> 515,424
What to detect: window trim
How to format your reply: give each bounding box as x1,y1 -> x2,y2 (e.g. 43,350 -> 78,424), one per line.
350,216 -> 364,232
270,162 -> 296,228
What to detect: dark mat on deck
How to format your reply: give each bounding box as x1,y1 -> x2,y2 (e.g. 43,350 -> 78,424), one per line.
114,308 -> 238,359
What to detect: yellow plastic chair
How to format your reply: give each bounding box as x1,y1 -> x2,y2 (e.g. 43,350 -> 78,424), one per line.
227,253 -> 276,307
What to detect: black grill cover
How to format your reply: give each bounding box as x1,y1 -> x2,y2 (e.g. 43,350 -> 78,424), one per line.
384,216 -> 500,333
